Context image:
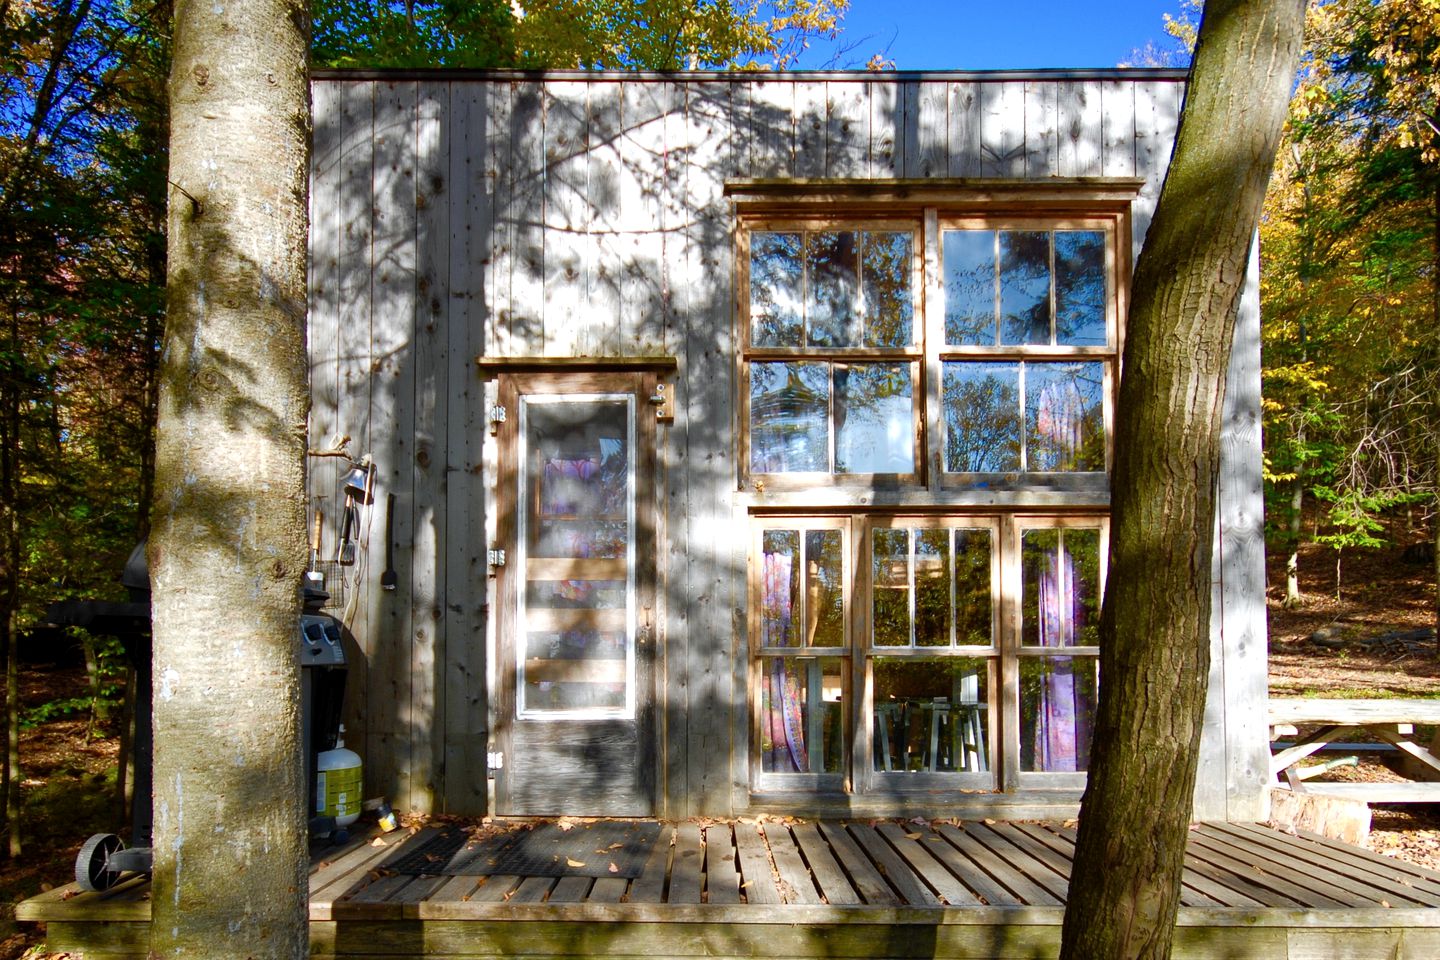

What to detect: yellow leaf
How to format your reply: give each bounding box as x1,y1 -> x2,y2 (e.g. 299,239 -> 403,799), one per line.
566,858 -> 586,868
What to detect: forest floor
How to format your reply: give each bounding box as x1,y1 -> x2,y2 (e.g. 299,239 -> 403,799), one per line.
0,538 -> 1437,958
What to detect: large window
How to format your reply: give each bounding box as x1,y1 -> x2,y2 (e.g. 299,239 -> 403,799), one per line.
741,206 -> 1123,798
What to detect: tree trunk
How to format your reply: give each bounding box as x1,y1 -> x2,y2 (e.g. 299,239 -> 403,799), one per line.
1058,2 -> 1304,959
149,0 -> 311,952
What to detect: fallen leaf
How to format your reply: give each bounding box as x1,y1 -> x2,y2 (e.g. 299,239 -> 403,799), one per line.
608,862 -> 620,873
1382,899 -> 1391,908
608,842 -> 625,850
370,837 -> 388,847
566,858 -> 586,868
905,832 -> 922,840
983,818 -> 996,825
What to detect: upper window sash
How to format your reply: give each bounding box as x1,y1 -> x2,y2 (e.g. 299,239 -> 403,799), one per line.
743,219 -> 922,353
934,217 -> 1119,354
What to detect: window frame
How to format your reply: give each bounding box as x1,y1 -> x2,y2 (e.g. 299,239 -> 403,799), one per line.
929,214 -> 1122,493
739,217 -> 926,490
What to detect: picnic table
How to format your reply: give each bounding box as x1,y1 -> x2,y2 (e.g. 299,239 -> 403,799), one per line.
1268,698 -> 1440,803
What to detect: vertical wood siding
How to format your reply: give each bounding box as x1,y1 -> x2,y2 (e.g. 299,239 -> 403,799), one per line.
307,73 -> 1257,820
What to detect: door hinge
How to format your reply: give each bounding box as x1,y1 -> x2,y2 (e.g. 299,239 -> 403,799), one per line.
488,403 -> 507,434
487,751 -> 504,773
487,547 -> 506,569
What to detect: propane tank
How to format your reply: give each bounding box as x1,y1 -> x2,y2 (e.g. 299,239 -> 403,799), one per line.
316,725 -> 362,828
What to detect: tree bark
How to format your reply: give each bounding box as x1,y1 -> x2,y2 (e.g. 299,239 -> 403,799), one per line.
149,0 -> 311,953
1058,3 -> 1304,959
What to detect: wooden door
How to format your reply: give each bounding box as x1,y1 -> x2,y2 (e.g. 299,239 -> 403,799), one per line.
495,371 -> 656,816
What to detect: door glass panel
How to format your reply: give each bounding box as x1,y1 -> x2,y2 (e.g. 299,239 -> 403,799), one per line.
518,395 -> 634,717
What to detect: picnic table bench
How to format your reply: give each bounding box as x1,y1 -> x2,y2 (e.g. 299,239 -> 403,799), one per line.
1268,698 -> 1440,803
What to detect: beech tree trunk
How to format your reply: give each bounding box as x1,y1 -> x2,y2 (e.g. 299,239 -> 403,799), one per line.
150,0 -> 311,953
1058,3 -> 1304,959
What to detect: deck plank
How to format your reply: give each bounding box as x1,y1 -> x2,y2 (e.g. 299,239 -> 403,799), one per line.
668,823 -> 703,903
309,830 -> 423,901
1288,826 -> 1440,896
961,823 -> 1069,902
548,876 -> 593,903
427,875 -> 480,902
1192,829 -> 1405,909
626,824 -> 673,903
1054,823 -> 1263,907
509,876 -> 556,904
816,821 -> 898,905
1187,830 -> 1364,907
588,877 -> 629,903
876,822 -> 980,905
1011,823 -> 1220,908
344,873 -> 417,905
732,821 -> 783,904
1196,822 -> 1416,907
467,874 -> 520,903
845,822 -> 940,906
704,825 -> 742,904
935,823 -> 1055,906
763,824 -> 821,904
1182,832 -> 1336,907
790,822 -> 861,905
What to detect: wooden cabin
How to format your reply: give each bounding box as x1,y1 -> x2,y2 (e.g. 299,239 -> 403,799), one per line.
306,67 -> 1268,825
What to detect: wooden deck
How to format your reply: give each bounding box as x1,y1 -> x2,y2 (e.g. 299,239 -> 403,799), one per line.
22,818 -> 1440,959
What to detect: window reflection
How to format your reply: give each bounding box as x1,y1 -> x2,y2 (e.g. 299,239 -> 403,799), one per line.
1055,231 -> 1106,345
750,362 -> 829,472
870,527 -> 994,649
999,231 -> 1051,345
944,230 -> 996,346
835,362 -> 913,474
1025,362 -> 1104,472
873,658 -> 990,774
751,232 -> 804,346
943,362 -> 1021,472
760,657 -> 845,774
1021,528 -> 1101,648
1020,656 -> 1097,772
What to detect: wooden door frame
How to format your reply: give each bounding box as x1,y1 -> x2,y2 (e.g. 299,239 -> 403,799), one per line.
492,368 -> 661,815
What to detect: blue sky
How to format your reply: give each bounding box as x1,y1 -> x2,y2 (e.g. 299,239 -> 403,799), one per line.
795,1 -> 1190,71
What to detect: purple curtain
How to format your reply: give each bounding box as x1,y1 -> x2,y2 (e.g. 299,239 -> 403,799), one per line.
760,552 -> 807,772
1034,539 -> 1091,771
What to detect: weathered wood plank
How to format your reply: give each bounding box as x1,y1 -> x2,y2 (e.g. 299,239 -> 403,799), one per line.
1269,700 -> 1440,725
659,80 -> 691,818
588,877 -> 629,903
428,874 -> 481,902
1183,832 -> 1341,908
333,78 -> 375,771
541,80 -> 589,357
1023,79 -> 1058,178
1203,822 -> 1440,907
680,80 -> 737,815
549,875 -> 594,903
587,80 -> 624,356
876,822 -> 980,906
508,80 -> 545,352
958,823 -> 1068,903
980,81 -> 1025,177
626,823 -> 674,903
793,81 -> 826,178
903,81 -> 948,177
869,79 -> 902,177
747,79 -> 795,179
1056,80 -> 1102,177
790,821 -> 860,906
846,822 -> 939,906
1099,78 -> 1135,179
935,823 -> 1056,907
344,873 -> 416,904
1284,782 -> 1440,803
668,822 -> 703,903
468,874 -> 520,903
368,77 -> 420,809
1280,826 -> 1440,896
947,81 -> 982,177
763,824 -> 820,904
442,78 -> 490,816
704,824 -> 742,904
618,81 -> 668,354
309,80 -> 343,566
1186,827 -> 1372,908
816,820 -> 899,905
825,80 -> 868,178
408,78 -> 450,814
509,876 -> 557,904
731,821 -> 782,904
